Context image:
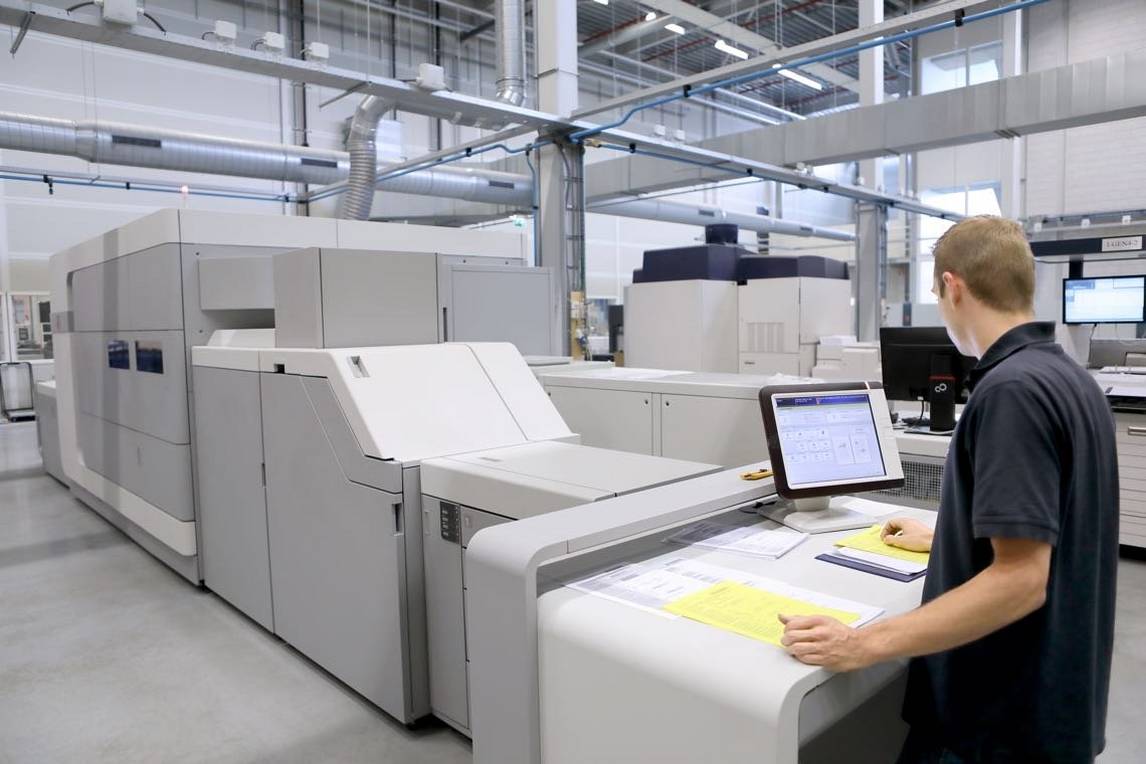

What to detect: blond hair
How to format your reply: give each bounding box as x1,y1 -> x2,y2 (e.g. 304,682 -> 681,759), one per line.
933,215 -> 1035,313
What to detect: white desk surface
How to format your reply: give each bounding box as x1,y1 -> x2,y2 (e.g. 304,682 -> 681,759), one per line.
537,503 -> 932,763
538,367 -> 811,398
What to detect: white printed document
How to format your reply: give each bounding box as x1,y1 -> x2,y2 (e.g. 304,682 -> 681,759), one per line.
566,556 -> 884,627
667,520 -> 807,559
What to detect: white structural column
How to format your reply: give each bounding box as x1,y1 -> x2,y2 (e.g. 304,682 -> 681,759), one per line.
535,0 -> 581,355
0,175 -> 13,364
1000,9 -> 1025,219
854,0 -> 885,341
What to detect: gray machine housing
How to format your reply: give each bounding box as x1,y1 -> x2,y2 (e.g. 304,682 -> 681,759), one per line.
194,365 -> 427,722
62,229 -> 553,584
274,247 -> 555,354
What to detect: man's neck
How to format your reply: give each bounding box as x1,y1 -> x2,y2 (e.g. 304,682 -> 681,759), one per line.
969,311 -> 1036,358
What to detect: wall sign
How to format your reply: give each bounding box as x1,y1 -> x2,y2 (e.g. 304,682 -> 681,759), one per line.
1101,236 -> 1144,253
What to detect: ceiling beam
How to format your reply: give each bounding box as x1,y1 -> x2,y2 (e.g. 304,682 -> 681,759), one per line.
0,0 -> 558,131
571,0 -> 1012,122
584,50 -> 1146,205
639,0 -> 859,93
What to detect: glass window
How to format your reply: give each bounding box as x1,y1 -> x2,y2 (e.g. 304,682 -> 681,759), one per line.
969,43 -> 1003,86
921,50 -> 967,94
921,41 -> 1003,95
915,184 -> 1002,303
136,341 -> 165,374
108,340 -> 130,370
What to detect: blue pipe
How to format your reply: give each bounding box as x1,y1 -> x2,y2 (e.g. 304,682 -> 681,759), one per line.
0,172 -> 298,203
568,0 -> 1049,143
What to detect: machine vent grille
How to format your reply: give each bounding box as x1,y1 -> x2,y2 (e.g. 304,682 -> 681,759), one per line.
742,322 -> 786,353
875,457 -> 944,509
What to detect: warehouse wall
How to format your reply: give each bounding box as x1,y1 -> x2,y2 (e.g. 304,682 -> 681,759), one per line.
1025,0 -> 1146,217
1023,0 -> 1146,340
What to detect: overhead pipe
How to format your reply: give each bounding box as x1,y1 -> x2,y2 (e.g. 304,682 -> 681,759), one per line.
495,0 -> 527,107
340,95 -> 396,220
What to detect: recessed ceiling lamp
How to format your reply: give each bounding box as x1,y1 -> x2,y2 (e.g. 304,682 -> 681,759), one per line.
714,39 -> 749,60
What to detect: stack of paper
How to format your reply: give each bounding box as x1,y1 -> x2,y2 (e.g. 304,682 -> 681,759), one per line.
829,524 -> 929,576
666,520 -> 808,560
663,581 -> 866,647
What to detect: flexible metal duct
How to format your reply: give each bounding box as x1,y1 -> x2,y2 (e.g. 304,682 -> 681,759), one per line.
589,197 -> 857,242
495,0 -> 526,107
0,111 -> 348,184
339,96 -> 395,220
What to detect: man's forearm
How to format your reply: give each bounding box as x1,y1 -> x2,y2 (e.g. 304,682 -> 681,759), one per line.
858,560 -> 1047,664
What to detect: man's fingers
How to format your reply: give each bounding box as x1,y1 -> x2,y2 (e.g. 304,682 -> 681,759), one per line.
781,614 -> 829,631
780,627 -> 825,646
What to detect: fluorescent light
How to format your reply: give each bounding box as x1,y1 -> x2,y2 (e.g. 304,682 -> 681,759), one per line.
645,11 -> 657,21
592,0 -> 609,5
777,68 -> 824,91
664,22 -> 686,35
714,39 -> 749,60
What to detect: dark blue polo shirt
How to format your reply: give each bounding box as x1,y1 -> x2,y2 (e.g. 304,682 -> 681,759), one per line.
902,322 -> 1119,762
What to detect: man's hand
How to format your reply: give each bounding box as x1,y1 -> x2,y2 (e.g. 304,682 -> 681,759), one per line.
778,614 -> 875,672
881,517 -> 934,553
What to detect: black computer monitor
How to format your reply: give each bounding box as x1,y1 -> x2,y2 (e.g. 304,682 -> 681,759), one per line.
879,327 -> 975,433
1063,275 -> 1146,325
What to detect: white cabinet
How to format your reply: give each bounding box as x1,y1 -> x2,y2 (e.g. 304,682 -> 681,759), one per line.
624,280 -> 739,372
1114,411 -> 1146,549
546,385 -> 655,455
659,394 -> 767,467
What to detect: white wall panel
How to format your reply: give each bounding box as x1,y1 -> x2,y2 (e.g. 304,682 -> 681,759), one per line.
1025,0 -> 1146,217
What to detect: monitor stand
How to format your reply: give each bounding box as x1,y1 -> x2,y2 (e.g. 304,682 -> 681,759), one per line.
760,496 -> 875,534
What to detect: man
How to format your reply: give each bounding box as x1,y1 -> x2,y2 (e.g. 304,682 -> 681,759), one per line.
780,216 -> 1119,762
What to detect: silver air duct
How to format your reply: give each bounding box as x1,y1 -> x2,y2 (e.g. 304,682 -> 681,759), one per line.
339,96 -> 395,220
589,197 -> 857,242
495,0 -> 527,107
0,110 -> 528,206
0,112 -> 348,185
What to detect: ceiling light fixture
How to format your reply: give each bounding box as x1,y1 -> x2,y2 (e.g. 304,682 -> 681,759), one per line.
776,68 -> 824,91
664,22 -> 686,35
714,39 -> 749,60
645,11 -> 657,21
592,0 -> 609,5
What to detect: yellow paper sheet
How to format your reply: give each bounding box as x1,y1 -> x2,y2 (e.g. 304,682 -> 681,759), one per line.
663,581 -> 861,647
835,524 -> 930,565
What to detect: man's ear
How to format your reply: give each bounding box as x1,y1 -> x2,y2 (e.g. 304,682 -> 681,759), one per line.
942,271 -> 960,304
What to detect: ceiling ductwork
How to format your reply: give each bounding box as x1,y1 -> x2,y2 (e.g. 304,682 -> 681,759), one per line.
0,110 -> 528,205
0,111 -> 349,185
0,111 -> 849,240
339,96 -> 396,220
495,0 -> 527,107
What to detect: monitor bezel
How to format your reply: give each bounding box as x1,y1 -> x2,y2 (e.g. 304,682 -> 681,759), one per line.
1062,275 -> 1146,325
759,382 -> 906,499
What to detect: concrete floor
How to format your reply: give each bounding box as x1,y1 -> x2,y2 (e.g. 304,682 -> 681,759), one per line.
1,419 -> 1145,762
0,423 -> 471,764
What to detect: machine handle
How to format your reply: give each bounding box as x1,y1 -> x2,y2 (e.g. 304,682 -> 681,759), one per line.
1128,426 -> 1146,437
